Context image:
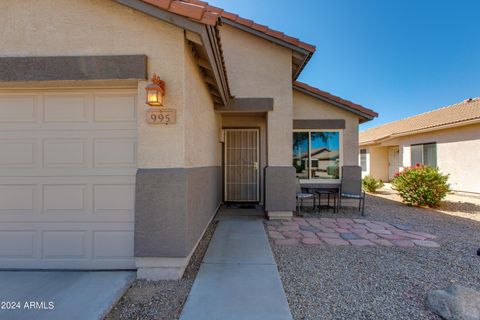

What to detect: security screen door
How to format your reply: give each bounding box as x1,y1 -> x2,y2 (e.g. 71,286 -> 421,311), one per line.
224,129 -> 260,202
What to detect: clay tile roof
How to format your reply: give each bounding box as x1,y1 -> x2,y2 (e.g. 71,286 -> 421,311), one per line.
360,97 -> 480,144
139,0 -> 316,53
293,80 -> 378,119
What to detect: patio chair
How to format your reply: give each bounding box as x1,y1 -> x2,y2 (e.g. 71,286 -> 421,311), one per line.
295,179 -> 315,216
339,166 -> 366,216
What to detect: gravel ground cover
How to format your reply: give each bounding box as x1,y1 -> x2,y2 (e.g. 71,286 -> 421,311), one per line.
270,192 -> 480,320
105,221 -> 217,320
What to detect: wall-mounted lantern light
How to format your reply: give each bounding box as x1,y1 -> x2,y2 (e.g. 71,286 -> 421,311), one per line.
145,74 -> 165,107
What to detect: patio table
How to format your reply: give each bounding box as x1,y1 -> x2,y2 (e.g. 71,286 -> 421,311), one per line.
300,183 -> 341,213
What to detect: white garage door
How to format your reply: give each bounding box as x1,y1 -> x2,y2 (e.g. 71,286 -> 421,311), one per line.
0,88 -> 137,269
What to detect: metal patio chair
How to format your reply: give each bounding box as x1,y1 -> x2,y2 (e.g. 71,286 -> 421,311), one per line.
295,178 -> 315,216
339,166 -> 366,215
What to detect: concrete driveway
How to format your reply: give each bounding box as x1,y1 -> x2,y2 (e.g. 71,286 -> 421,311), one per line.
0,271 -> 134,320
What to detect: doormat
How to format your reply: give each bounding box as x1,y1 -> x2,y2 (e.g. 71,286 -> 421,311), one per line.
227,204 -> 256,209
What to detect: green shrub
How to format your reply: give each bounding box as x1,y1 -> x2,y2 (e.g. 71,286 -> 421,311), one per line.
362,175 -> 384,193
392,165 -> 450,208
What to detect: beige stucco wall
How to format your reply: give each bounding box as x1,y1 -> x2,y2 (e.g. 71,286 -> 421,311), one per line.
293,90 -> 360,167
183,42 -> 221,168
369,146 -> 389,181
1,0 -> 187,169
391,123 -> 480,193
219,25 -> 293,166
366,123 -> 480,193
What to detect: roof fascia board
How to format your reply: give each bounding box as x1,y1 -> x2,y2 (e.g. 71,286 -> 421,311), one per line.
293,85 -> 373,121
113,0 -> 229,105
114,0 -> 205,33
203,25 -> 230,103
293,53 -> 312,80
360,117 -> 480,146
221,19 -> 311,55
389,118 -> 480,140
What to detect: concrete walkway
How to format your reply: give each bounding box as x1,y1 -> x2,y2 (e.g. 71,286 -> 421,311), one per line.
180,217 -> 293,320
0,271 -> 134,320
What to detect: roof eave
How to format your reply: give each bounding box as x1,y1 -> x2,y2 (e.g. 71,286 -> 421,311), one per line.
113,0 -> 230,105
293,84 -> 376,122
360,117 -> 480,146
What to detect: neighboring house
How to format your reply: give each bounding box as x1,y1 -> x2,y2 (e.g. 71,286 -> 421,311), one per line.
0,0 -> 376,280
359,97 -> 480,193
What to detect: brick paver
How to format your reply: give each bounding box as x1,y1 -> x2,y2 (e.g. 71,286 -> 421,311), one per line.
391,239 -> 415,247
412,240 -> 441,247
322,238 -> 349,246
266,217 -> 440,248
301,237 -> 323,245
349,239 -> 376,246
282,231 -> 303,239
274,238 -> 300,245
268,231 -> 285,239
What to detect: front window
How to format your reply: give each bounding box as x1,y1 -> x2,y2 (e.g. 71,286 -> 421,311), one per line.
411,142 -> 437,167
360,149 -> 367,171
293,131 -> 341,180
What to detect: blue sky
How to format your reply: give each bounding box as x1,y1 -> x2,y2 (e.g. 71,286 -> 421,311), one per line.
208,0 -> 480,130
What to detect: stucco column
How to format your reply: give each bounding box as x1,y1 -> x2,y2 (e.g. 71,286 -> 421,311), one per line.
264,106 -> 296,219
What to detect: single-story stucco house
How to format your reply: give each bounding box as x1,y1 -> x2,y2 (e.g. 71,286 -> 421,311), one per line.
359,97 -> 480,194
0,0 -> 377,280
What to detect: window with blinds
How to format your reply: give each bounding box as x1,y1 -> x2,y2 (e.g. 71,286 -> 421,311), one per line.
411,143 -> 437,167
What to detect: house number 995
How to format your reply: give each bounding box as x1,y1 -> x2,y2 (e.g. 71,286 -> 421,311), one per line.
146,109 -> 176,124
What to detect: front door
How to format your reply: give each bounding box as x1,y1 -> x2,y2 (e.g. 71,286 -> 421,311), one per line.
388,147 -> 400,181
224,129 -> 259,202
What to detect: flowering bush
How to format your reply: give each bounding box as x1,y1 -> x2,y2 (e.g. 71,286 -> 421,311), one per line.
362,175 -> 384,193
392,164 -> 450,207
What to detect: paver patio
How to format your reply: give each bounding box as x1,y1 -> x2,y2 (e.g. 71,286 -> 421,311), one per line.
265,217 -> 440,247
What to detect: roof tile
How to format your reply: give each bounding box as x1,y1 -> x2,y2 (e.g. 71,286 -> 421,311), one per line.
251,23 -> 269,33
169,1 -> 205,21
360,98 -> 480,144
265,28 -> 285,39
235,16 -> 254,28
199,11 -> 218,25
143,0 -> 173,10
220,11 -> 238,21
138,0 -> 315,53
283,35 -> 300,46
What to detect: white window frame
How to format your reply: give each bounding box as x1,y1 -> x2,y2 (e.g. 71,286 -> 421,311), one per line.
293,129 -> 343,183
360,148 -> 367,172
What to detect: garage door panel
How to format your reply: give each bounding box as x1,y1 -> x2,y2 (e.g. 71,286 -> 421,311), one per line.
0,182 -> 134,222
0,185 -> 37,213
0,95 -> 37,122
94,184 -> 135,214
94,95 -> 136,122
43,94 -> 89,122
0,214 -> 134,224
0,88 -> 136,270
0,231 -> 36,258
44,139 -> 88,168
94,139 -> 136,167
0,139 -> 37,167
43,185 -> 87,214
93,231 -> 134,259
43,231 -> 87,259
0,223 -> 134,269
